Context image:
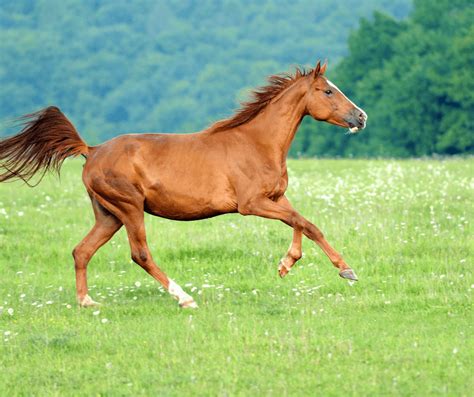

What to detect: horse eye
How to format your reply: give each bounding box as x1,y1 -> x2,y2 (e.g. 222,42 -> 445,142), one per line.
325,89 -> 333,95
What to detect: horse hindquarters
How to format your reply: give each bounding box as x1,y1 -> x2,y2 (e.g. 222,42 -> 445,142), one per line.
81,162 -> 198,308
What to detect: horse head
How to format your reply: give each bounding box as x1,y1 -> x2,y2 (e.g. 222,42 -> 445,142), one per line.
305,60 -> 367,133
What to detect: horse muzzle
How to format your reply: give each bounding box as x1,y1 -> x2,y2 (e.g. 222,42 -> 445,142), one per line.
346,108 -> 367,133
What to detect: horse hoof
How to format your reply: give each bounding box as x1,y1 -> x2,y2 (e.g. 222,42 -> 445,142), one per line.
180,300 -> 198,309
278,261 -> 289,278
339,269 -> 358,281
78,294 -> 101,307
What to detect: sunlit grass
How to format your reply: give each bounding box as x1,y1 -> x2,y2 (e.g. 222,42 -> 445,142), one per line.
0,158 -> 472,396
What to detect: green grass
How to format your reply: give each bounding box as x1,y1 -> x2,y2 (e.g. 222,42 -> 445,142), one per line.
0,158 -> 472,396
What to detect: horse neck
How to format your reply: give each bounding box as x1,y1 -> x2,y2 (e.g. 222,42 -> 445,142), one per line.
242,77 -> 308,165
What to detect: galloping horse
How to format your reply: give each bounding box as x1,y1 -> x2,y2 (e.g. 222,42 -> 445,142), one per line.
0,61 -> 366,308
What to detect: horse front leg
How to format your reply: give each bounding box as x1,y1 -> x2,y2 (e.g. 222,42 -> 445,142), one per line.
276,196 -> 303,277
238,195 -> 357,281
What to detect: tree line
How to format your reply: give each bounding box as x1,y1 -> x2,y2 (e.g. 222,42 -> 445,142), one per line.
1,0 -> 409,147
3,1 -> 472,157
292,0 -> 473,157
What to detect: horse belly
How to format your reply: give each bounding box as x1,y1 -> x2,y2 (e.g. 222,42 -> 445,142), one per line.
144,184 -> 237,221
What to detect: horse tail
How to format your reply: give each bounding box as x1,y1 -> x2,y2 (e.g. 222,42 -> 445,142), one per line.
0,106 -> 89,186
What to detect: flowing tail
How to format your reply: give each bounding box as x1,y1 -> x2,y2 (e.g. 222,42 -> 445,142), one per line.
0,106 -> 89,185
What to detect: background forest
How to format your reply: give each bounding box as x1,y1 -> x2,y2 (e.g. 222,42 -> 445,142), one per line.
0,0 -> 472,157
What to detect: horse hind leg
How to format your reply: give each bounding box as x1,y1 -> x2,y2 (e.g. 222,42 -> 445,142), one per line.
278,229 -> 303,277
122,212 -> 198,308
88,175 -> 197,308
73,198 -> 122,307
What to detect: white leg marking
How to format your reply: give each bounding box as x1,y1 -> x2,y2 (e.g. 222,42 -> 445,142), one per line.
78,294 -> 101,307
279,258 -> 291,272
168,279 -> 198,308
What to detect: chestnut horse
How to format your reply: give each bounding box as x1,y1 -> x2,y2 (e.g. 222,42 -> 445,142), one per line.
0,61 -> 366,308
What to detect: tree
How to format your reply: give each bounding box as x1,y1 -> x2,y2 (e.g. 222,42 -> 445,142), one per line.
298,0 -> 473,157
0,0 -> 411,146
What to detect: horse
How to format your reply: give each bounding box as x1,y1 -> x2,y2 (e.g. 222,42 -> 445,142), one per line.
0,61 -> 366,308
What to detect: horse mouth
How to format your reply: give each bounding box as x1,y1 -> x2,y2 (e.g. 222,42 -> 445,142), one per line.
347,122 -> 361,134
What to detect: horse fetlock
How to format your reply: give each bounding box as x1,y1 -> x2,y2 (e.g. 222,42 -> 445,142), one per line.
288,249 -> 302,261
168,279 -> 198,308
78,294 -> 101,307
180,299 -> 199,309
278,258 -> 292,278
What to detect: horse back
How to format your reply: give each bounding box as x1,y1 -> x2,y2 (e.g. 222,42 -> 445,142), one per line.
82,133 -> 238,220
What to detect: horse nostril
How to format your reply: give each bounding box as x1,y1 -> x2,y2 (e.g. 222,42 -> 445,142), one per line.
348,109 -> 367,129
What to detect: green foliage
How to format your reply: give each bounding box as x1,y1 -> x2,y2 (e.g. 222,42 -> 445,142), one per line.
294,0 -> 474,157
0,0 -> 411,143
3,1 -> 470,157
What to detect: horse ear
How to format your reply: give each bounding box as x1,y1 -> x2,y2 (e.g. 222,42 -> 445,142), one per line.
320,60 -> 328,75
313,61 -> 321,78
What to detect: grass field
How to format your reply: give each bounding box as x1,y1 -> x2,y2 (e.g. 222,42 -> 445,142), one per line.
0,158 -> 472,396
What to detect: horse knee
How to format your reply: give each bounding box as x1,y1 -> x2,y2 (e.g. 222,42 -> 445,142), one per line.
314,229 -> 324,240
312,229 -> 324,240
304,224 -> 324,241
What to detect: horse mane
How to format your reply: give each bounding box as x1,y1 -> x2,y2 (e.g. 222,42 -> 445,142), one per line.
209,66 -> 313,133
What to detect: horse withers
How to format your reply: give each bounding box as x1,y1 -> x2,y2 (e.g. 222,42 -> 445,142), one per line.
0,61 -> 367,308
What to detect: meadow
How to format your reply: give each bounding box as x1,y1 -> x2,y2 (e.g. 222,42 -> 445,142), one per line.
0,158 -> 472,396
